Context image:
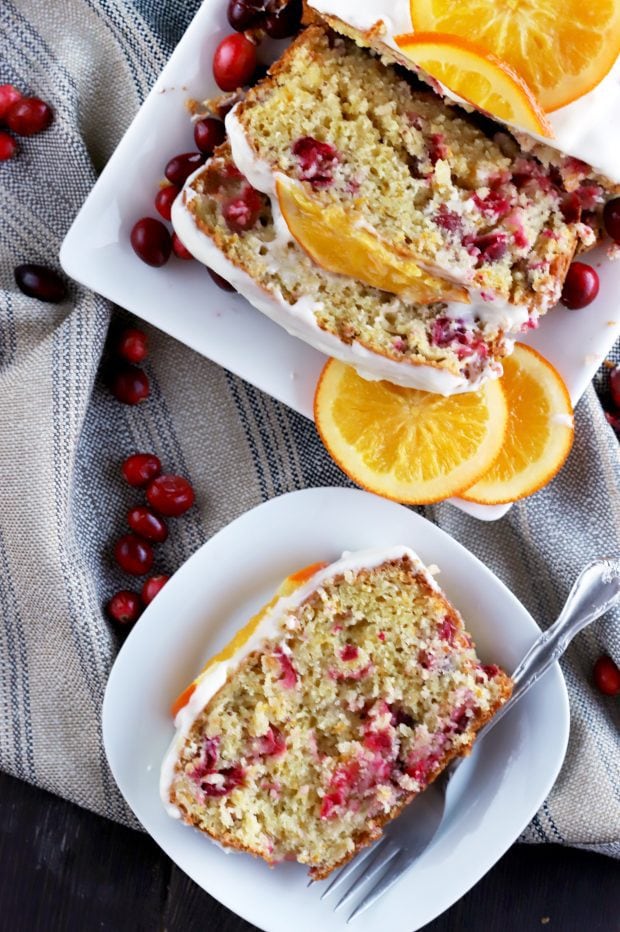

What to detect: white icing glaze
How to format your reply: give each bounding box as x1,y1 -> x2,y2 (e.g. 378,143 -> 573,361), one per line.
171,165 -> 497,394
308,0 -> 620,184
226,108 -> 538,331
160,545 -> 440,816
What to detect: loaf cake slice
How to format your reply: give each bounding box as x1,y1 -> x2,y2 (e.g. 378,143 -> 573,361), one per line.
226,25 -> 596,327
160,547 -> 512,878
172,143 -> 514,393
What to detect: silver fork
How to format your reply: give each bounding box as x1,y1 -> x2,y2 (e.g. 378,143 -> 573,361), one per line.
318,556 -> 620,922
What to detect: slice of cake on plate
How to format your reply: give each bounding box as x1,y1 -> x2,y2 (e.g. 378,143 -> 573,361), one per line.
160,547 -> 512,878
225,26 -> 597,329
172,143 -> 511,393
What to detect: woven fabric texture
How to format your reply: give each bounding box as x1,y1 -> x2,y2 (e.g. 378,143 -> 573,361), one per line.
0,0 -> 619,857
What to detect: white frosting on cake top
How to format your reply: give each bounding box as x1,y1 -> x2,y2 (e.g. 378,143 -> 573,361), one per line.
159,545 -> 440,817
308,0 -> 620,184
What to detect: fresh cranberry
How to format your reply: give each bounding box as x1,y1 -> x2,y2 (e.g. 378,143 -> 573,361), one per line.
146,474 -> 195,516
141,574 -> 170,605
228,0 -> 266,29
194,116 -> 226,155
221,186 -> 262,232
605,411 -> 620,433
0,132 -> 17,160
593,655 -> 620,696
609,365 -> 620,409
172,233 -> 194,260
130,217 -> 172,267
0,84 -> 22,120
165,151 -> 205,187
117,327 -> 148,364
128,506 -> 168,543
208,267 -> 235,291
603,197 -> 620,243
14,264 -> 67,303
264,0 -> 303,37
109,364 -> 150,405
122,453 -> 162,487
292,137 -> 339,189
213,33 -> 258,92
154,184 -> 180,221
114,534 -> 154,576
561,262 -> 599,309
106,590 -> 142,626
6,97 -> 53,135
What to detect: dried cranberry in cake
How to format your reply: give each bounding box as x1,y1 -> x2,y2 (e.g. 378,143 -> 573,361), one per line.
273,646 -> 298,688
291,137 -> 340,189
427,132 -> 448,164
193,117 -> 226,156
603,197 -> 620,243
253,726 -> 286,757
467,231 -> 508,265
201,766 -> 245,797
212,33 -> 257,92
221,185 -> 262,233
433,204 -> 461,233
0,132 -> 17,161
122,452 -> 161,487
6,96 -> 53,135
430,318 -> 488,361
561,262 -> 599,309
155,184 -> 180,221
165,152 -> 204,187
130,217 -> 172,267
472,188 -> 512,219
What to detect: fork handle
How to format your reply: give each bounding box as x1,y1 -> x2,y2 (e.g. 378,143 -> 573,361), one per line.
475,556 -> 620,742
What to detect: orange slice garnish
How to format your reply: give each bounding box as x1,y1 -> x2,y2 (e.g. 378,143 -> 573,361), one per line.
408,0 -> 620,112
276,176 -> 469,304
394,33 -> 553,137
460,344 -> 574,504
313,359 -> 508,505
170,562 -> 327,717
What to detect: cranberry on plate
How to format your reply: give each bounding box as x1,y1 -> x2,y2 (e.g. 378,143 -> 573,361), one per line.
603,197 -> 620,243
194,117 -> 226,156
172,233 -> 194,260
106,590 -> 142,625
227,0 -> 265,32
0,132 -> 17,161
165,151 -> 204,187
208,267 -> 235,291
264,0 -> 303,38
109,364 -> 150,405
14,264 -> 67,303
130,217 -> 172,267
141,574 -> 170,605
155,184 -> 180,221
560,262 -> 599,310
146,474 -> 195,516
6,97 -> 53,135
0,84 -> 22,120
117,327 -> 148,364
122,453 -> 162,487
213,33 -> 258,92
127,506 -> 168,543
114,534 -> 154,576
593,655 -> 620,696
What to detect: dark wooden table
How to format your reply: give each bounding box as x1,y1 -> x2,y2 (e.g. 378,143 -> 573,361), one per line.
1,769 -> 618,932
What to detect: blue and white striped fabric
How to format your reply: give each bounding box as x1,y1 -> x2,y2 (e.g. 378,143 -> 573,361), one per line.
0,0 -> 619,856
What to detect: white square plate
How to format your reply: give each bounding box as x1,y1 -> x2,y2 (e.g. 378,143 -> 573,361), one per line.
59,0 -> 620,522
102,487 -> 570,932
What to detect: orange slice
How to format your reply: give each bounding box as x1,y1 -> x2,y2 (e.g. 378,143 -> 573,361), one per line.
394,33 -> 553,137
170,562 -> 327,717
408,0 -> 620,112
276,176 -> 469,304
460,344 -> 574,504
314,359 -> 508,505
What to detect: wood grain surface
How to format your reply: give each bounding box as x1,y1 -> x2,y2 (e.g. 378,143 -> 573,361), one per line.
1,770 -> 618,932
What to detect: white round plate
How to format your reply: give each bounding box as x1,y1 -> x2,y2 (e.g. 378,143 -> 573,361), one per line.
102,487 -> 570,932
59,0 -> 620,522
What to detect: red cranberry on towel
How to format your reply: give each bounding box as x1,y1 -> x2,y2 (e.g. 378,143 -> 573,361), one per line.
593,656 -> 620,696
146,474 -> 195,517
141,574 -> 170,605
122,453 -> 162,487
106,590 -> 142,626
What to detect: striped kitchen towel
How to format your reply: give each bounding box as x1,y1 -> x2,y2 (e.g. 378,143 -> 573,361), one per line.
0,0 -> 618,858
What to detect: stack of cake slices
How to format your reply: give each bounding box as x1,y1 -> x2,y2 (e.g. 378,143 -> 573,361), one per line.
172,21 -> 615,394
